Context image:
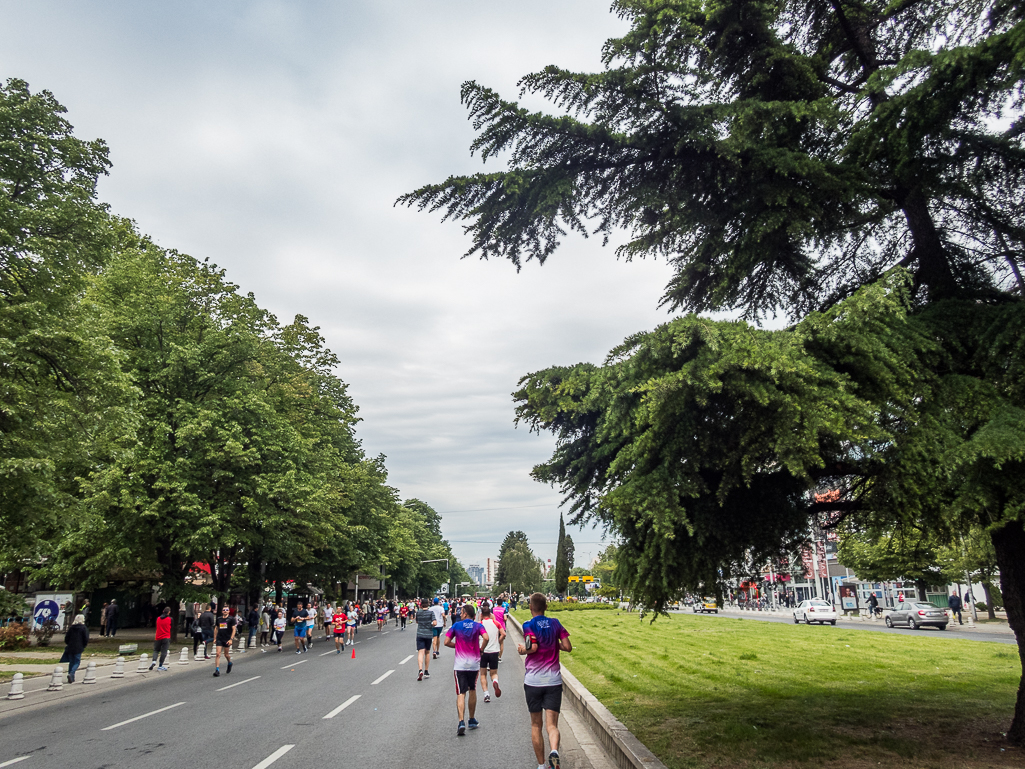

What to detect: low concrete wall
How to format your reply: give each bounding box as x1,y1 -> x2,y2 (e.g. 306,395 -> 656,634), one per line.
509,614 -> 667,769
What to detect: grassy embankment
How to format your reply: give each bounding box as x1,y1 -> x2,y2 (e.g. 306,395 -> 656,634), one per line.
513,609 -> 1021,768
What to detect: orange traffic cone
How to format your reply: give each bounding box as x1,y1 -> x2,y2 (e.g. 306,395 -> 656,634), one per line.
351,646 -> 355,659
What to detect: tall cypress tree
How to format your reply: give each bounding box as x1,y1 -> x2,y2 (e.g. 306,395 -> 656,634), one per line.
554,514 -> 570,596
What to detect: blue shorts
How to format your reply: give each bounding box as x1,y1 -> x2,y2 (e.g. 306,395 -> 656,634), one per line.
294,625 -> 307,637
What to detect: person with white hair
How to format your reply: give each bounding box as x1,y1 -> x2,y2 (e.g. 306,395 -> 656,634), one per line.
60,614 -> 89,683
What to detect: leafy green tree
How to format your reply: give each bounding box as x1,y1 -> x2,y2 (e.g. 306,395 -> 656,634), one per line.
555,514 -> 570,595
0,79 -> 133,574
837,523 -> 945,606
501,541 -> 543,595
403,0 -> 1025,742
495,530 -> 530,587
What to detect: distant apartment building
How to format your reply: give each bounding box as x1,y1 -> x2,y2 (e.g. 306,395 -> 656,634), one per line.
467,564 -> 485,586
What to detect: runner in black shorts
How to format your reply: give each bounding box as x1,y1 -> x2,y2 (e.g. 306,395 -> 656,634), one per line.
213,606 -> 235,677
519,593 -> 571,769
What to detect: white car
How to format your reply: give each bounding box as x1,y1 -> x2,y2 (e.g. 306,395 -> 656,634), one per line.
793,599 -> 837,625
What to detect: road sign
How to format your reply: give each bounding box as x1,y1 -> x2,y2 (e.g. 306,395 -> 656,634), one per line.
33,599 -> 60,629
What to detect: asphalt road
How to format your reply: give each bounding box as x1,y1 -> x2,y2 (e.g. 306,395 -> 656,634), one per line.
0,625 -> 545,768
674,610 -> 1017,644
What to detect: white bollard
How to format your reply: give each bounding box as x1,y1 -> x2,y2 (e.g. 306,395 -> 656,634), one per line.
47,666 -> 64,691
111,656 -> 125,678
240,636 -> 248,652
178,647 -> 189,665
136,653 -> 149,673
7,672 -> 25,700
82,661 -> 97,685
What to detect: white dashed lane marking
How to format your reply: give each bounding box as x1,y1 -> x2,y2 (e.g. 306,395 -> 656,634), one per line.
281,659 -> 308,669
101,702 -> 186,731
399,654 -> 414,665
323,694 -> 361,719
370,669 -> 395,685
251,744 -> 294,769
216,676 -> 260,691
0,757 -> 32,767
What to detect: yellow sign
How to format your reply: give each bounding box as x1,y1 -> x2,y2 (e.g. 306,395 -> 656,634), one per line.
568,576 -> 579,582
582,576 -> 594,582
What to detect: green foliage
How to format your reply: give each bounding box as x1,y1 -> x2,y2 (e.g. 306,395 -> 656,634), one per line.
495,530 -> 531,587
401,1 -> 1025,316
0,589 -> 29,620
406,0 -> 1025,741
500,539 -> 544,595
0,622 -> 30,650
0,79 -> 133,571
555,514 -> 570,594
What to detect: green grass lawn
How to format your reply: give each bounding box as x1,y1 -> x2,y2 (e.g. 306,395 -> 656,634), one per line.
514,610 -> 1022,768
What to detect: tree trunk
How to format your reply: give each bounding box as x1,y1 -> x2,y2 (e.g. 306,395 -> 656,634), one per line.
990,519 -> 1025,746
982,582 -> 998,620
275,578 -> 283,606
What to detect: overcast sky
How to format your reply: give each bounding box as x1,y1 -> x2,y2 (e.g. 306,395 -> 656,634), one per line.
0,2 -> 680,571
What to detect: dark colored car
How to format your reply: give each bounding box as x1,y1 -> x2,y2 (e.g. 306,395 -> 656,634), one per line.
884,601 -> 949,630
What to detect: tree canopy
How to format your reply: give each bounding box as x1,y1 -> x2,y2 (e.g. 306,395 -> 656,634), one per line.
403,0 -> 1025,743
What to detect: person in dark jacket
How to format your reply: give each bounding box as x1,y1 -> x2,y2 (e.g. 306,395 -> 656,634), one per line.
60,614 -> 89,683
866,592 -> 879,619
948,591 -> 964,624
247,607 -> 259,648
104,600 -> 119,637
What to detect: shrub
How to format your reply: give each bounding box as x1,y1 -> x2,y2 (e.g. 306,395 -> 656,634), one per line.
0,622 -> 31,650
33,619 -> 60,647
543,602 -> 616,612
976,601 -> 988,612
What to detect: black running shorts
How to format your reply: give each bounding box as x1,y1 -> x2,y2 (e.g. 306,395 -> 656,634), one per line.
416,637 -> 432,651
524,683 -> 562,713
480,651 -> 499,670
453,669 -> 477,694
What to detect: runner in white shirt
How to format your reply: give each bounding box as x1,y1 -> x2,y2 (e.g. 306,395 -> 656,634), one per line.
306,602 -> 317,646
429,597 -> 446,659
345,604 -> 358,645
478,603 -> 506,703
273,611 -> 286,652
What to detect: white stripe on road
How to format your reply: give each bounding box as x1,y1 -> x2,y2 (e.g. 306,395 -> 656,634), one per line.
0,757 -> 32,767
322,694 -> 361,719
216,675 -> 260,691
370,669 -> 395,685
399,654 -> 414,665
251,744 -> 295,769
319,650 -> 338,656
382,631 -> 389,635
281,659 -> 307,669
101,702 -> 186,731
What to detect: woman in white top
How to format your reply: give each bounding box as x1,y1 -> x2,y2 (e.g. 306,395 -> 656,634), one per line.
273,610 -> 287,652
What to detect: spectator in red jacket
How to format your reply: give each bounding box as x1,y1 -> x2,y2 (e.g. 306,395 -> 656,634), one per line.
150,607 -> 173,671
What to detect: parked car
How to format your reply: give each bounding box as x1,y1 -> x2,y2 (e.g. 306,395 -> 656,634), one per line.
693,597 -> 719,614
884,601 -> 948,630
793,599 -> 837,625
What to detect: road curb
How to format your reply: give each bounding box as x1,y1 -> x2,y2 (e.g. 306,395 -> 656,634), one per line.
509,615 -> 668,769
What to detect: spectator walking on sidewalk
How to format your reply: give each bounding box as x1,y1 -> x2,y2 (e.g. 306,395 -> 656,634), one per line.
98,602 -> 108,636
150,607 -> 172,670
104,600 -> 119,637
199,604 -> 216,659
60,614 -> 89,683
948,591 -> 964,624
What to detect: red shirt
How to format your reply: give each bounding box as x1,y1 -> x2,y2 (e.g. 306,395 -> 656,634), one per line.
155,616 -> 172,640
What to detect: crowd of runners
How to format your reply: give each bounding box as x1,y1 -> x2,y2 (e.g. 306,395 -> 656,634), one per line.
134,591 -> 569,768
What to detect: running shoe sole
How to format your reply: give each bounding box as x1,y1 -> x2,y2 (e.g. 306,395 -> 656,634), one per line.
493,680 -> 501,698
457,722 -> 466,736
548,751 -> 559,769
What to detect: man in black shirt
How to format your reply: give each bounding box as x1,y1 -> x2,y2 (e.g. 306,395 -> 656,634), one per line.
213,606 -> 235,677
199,605 -> 216,659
